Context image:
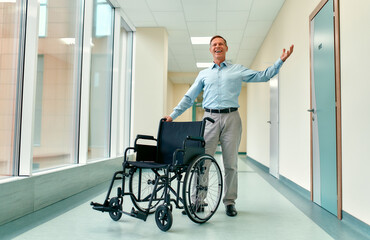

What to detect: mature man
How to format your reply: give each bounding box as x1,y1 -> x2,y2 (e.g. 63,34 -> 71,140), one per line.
164,35 -> 293,216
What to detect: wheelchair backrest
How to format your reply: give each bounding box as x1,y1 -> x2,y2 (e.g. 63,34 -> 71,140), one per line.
157,121 -> 204,165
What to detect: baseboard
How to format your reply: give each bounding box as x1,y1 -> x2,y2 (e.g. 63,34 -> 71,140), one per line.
246,155 -> 269,174
247,156 -> 310,200
279,174 -> 311,200
342,211 -> 370,237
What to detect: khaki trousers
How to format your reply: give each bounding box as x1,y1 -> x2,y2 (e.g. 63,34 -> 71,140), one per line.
203,110 -> 242,206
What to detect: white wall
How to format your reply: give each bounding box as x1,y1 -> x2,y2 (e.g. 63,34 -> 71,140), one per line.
248,0 -> 321,190
247,0 -> 370,225
166,82 -> 192,121
340,0 -> 370,225
132,28 -> 168,139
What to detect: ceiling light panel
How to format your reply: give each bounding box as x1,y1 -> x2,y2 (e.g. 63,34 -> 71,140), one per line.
191,37 -> 212,45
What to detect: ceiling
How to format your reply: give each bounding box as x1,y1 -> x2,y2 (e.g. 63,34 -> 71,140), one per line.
120,0 -> 286,83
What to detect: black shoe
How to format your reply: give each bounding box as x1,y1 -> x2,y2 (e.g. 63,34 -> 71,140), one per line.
182,203 -> 207,215
226,204 -> 237,217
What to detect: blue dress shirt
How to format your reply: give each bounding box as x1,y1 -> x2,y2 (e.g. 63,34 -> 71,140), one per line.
170,58 -> 283,120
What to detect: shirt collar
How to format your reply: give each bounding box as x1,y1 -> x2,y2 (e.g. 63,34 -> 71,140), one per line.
211,61 -> 229,69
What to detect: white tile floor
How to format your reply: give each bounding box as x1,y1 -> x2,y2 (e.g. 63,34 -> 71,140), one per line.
0,155 -> 367,240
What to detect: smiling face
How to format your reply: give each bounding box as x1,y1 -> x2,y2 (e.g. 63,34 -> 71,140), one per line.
209,36 -> 228,65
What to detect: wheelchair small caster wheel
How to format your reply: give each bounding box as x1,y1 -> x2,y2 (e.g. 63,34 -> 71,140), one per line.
109,197 -> 122,221
155,205 -> 173,231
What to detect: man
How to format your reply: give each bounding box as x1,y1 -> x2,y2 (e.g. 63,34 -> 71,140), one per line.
164,35 -> 293,216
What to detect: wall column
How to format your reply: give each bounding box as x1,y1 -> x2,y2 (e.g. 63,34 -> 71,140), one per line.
132,28 -> 168,139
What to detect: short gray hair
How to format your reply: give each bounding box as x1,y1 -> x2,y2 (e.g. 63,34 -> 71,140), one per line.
210,35 -> 228,47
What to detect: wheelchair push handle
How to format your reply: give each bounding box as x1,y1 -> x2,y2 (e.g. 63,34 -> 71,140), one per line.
203,117 -> 215,123
200,117 -> 215,137
160,117 -> 214,124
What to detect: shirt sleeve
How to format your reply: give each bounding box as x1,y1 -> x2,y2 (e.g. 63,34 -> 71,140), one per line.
170,73 -> 205,120
241,58 -> 283,83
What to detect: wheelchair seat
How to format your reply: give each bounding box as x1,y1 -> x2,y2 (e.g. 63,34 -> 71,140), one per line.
91,118 -> 223,232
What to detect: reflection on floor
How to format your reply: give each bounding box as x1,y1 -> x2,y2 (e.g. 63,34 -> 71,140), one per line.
0,155 -> 367,240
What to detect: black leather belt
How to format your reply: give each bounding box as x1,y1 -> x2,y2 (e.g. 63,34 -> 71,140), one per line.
204,108 -> 238,113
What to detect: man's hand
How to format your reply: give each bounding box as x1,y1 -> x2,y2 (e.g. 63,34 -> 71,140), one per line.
163,116 -> 173,122
280,44 -> 294,62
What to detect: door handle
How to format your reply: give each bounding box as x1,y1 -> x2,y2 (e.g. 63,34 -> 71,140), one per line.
307,109 -> 315,113
267,121 -> 271,124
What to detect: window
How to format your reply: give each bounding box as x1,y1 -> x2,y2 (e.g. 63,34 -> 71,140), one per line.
116,21 -> 133,155
38,0 -> 47,38
94,0 -> 112,37
88,0 -> 114,160
0,0 -> 25,177
32,0 -> 84,172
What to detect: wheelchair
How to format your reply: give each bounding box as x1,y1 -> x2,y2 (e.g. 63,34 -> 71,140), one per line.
91,118 -> 223,231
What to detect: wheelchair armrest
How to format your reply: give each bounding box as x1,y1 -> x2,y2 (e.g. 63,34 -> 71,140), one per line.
134,135 -> 157,148
136,134 -> 156,140
184,136 -> 205,148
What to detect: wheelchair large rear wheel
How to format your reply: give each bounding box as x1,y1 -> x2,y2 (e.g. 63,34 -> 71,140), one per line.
129,168 -> 165,213
183,154 -> 223,223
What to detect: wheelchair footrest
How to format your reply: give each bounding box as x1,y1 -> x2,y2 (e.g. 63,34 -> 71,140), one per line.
90,201 -> 112,212
130,207 -> 148,221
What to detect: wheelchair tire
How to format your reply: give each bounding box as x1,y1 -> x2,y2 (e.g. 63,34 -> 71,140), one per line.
155,205 -> 173,232
109,197 -> 122,221
183,154 -> 223,224
129,168 -> 165,214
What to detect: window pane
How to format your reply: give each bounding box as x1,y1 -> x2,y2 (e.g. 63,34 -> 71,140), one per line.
32,0 -> 83,172
116,25 -> 133,156
38,4 -> 47,37
88,0 -> 114,160
0,1 -> 23,177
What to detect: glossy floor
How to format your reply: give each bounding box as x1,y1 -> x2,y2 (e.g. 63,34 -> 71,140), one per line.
0,156 -> 367,240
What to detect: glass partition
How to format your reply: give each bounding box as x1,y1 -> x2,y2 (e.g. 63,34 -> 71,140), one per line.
88,0 -> 114,160
32,0 -> 84,171
0,0 -> 25,177
116,21 -> 133,155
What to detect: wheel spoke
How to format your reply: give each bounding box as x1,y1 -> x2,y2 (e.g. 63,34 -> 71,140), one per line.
183,155 -> 222,223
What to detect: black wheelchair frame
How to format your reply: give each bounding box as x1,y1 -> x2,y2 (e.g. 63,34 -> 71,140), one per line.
91,118 -> 223,231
